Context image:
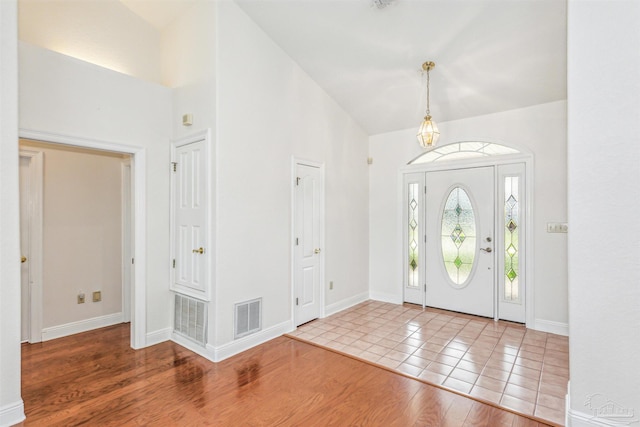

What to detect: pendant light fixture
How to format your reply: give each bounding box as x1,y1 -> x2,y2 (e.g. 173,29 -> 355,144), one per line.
417,61 -> 440,149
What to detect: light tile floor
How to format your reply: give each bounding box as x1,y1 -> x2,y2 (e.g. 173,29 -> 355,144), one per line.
287,300 -> 568,426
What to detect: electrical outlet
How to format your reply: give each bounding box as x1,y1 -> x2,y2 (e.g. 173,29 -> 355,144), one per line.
77,292 -> 85,304
92,291 -> 102,302
329,281 -> 334,290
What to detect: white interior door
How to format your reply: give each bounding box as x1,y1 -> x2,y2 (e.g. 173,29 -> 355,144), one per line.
171,139 -> 209,299
19,156 -> 31,342
294,163 -> 323,326
404,172 -> 426,306
425,167 -> 495,318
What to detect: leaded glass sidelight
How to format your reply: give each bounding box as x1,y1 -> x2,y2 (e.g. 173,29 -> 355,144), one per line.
504,177 -> 519,300
408,183 -> 420,288
441,187 -> 476,285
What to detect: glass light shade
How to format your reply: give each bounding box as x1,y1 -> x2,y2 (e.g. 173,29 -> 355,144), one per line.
417,116 -> 440,149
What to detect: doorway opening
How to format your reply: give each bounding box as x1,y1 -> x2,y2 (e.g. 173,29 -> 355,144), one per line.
402,141 -> 532,326
18,131 -> 146,349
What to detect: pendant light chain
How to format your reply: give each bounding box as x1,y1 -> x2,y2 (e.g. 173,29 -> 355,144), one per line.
425,66 -> 431,117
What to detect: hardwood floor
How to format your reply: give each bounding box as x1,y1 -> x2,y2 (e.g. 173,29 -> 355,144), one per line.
18,324 -> 555,426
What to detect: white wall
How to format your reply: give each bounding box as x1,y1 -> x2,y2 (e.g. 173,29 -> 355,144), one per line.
20,141 -> 125,330
0,1 -> 25,425
214,1 -> 369,348
567,1 -> 640,424
18,0 -> 163,84
19,43 -> 173,336
369,101 -> 568,331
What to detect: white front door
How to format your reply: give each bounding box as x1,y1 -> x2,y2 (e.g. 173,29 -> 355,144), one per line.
425,167 -> 495,318
171,139 -> 209,299
293,163 -> 323,326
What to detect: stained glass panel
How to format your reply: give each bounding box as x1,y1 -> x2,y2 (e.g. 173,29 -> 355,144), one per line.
408,183 -> 420,288
504,177 -> 519,301
441,187 -> 476,285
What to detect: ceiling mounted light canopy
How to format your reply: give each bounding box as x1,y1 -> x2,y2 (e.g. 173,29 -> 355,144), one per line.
371,0 -> 397,9
417,61 -> 440,149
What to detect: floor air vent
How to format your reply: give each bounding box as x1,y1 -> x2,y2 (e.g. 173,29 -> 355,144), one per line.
174,293 -> 207,346
235,298 -> 262,339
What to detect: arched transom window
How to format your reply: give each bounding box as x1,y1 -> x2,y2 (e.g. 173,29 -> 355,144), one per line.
409,142 -> 520,165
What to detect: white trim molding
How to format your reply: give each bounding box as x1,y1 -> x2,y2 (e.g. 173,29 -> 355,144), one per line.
146,328 -> 172,347
567,409 -> 623,427
19,129 -> 147,349
534,319 -> 569,336
324,292 -> 369,317
0,400 -> 25,427
370,291 -> 403,305
173,319 -> 293,363
211,319 -> 293,362
41,312 -> 124,342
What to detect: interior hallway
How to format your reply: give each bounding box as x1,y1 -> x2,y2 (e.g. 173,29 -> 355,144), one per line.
287,301 -> 568,426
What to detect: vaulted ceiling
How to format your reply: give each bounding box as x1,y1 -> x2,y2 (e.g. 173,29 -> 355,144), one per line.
124,0 -> 567,135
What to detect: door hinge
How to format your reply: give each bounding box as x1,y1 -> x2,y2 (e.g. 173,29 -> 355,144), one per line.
424,185 -> 427,194
424,284 -> 427,292
295,237 -> 299,246
172,259 -> 176,268
296,297 -> 299,306
171,162 -> 177,172
296,177 -> 301,186
131,258 -> 135,265
424,234 -> 426,243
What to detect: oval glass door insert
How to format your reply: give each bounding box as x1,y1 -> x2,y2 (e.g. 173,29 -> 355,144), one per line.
441,187 -> 476,285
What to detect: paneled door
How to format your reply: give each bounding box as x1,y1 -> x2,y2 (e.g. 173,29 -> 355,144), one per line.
293,162 -> 323,326
171,137 -> 209,300
425,167 -> 495,318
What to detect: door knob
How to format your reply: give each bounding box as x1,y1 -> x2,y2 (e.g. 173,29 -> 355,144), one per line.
480,247 -> 492,253
21,256 -> 27,263
192,247 -> 205,254
314,248 -> 321,254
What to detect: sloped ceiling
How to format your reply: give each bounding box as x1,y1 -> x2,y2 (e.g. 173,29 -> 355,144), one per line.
123,0 -> 567,135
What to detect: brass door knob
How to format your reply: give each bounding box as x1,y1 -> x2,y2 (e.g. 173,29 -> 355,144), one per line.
192,247 -> 205,254
314,248 -> 321,254
21,256 -> 27,263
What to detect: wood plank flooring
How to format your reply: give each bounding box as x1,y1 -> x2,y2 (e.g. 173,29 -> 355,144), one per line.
18,324 -> 555,426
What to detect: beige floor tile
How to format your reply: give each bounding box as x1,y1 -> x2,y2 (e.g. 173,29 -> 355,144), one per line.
287,301 -> 568,426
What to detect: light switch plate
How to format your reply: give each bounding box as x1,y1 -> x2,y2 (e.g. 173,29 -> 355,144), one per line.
547,222 -> 568,233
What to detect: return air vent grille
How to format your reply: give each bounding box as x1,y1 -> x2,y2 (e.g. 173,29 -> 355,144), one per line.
174,293 -> 207,346
235,298 -> 262,339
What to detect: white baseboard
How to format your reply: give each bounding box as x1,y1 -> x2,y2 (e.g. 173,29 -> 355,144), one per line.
369,290 -> 403,305
41,312 -> 124,341
534,318 -> 569,336
324,291 -> 369,317
172,333 -> 215,361
0,400 -> 25,427
171,319 -> 294,363
567,408 -> 624,427
210,319 -> 293,362
146,327 -> 171,347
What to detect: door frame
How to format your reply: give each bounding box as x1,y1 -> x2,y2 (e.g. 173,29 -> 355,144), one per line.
399,141 -> 534,328
19,129 -> 147,349
19,149 -> 43,343
291,157 -> 326,327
